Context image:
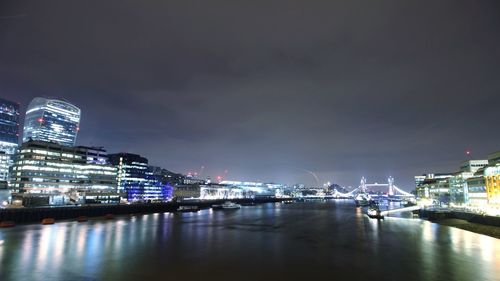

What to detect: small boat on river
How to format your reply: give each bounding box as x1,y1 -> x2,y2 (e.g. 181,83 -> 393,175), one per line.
212,201 -> 241,210
366,203 -> 384,219
178,205 -> 200,212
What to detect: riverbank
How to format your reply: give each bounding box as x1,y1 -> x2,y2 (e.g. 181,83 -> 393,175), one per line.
0,197 -> 288,225
420,209 -> 500,239
435,218 -> 500,239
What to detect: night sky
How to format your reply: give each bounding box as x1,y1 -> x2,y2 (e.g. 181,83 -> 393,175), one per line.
1,1 -> 499,190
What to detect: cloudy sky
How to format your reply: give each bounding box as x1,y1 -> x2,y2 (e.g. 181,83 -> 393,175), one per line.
1,1 -> 499,190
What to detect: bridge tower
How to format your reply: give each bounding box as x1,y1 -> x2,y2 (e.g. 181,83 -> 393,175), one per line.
360,177 -> 367,193
388,176 -> 395,196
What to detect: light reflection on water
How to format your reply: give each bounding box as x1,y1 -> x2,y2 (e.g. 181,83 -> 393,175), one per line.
0,201 -> 499,281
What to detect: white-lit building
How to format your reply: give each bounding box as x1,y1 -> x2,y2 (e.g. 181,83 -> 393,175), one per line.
219,180 -> 284,197
415,173 -> 454,201
460,160 -> 489,173
466,176 -> 487,209
10,140 -> 118,206
174,184 -> 201,200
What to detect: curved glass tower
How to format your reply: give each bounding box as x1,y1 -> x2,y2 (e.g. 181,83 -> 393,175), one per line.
23,98 -> 81,146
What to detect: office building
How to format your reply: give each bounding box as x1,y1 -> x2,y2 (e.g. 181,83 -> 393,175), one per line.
0,98 -> 20,187
416,153 -> 500,213
109,153 -> 171,202
466,176 -> 487,209
23,97 -> 81,146
460,160 -> 489,173
415,173 -> 453,203
173,184 -> 201,200
144,166 -> 174,201
10,140 -> 118,206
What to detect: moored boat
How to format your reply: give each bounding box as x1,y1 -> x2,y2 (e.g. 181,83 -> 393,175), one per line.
41,218 -> 55,225
178,205 -> 200,212
366,204 -> 384,219
77,216 -> 88,222
212,201 -> 241,210
0,221 -> 15,228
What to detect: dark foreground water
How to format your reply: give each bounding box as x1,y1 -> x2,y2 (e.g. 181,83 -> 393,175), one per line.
1,200 -> 499,281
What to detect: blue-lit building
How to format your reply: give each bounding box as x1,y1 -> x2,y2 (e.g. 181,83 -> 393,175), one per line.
23,97 -> 81,147
145,166 -> 174,201
109,153 -> 172,202
0,98 -> 20,187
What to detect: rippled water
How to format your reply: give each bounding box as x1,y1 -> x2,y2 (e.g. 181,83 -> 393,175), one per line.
0,200 -> 499,281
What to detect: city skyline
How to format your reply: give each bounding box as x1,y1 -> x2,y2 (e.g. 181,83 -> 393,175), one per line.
6,95 -> 498,190
1,1 -> 500,189
1,2 -> 500,280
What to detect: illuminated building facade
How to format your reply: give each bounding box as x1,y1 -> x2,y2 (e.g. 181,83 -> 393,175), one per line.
214,180 -> 288,198
0,98 -> 20,187
449,172 -> 474,206
460,160 -> 488,173
466,176 -> 487,209
109,153 -> 171,202
414,175 -> 426,191
173,184 -> 201,200
10,140 -> 118,206
0,153 -> 11,188
485,151 -> 500,208
451,160 -> 489,207
143,166 -> 173,201
416,154 -> 500,214
199,184 -> 248,199
23,98 -> 81,147
415,173 -> 453,202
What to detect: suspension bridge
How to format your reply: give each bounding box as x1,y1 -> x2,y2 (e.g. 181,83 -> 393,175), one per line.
333,176 -> 415,200
331,177 -> 420,218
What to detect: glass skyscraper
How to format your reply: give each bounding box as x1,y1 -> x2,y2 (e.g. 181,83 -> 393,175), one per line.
23,97 -> 81,147
0,98 -> 20,185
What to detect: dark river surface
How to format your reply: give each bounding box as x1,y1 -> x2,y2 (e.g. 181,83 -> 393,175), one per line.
1,200 -> 499,281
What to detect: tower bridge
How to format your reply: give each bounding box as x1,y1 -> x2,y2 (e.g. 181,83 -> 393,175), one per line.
334,176 -> 414,199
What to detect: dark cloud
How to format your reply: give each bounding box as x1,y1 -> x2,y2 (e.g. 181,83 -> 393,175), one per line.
1,0 -> 499,189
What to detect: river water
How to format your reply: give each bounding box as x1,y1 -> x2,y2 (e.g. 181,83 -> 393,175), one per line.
0,200 -> 499,281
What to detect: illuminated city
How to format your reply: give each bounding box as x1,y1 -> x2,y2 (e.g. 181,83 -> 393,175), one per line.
1,1 -> 500,281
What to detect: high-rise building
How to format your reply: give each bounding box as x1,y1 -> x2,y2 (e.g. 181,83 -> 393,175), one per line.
109,153 -> 171,202
10,140 -> 118,206
0,98 -> 20,187
23,97 -> 81,146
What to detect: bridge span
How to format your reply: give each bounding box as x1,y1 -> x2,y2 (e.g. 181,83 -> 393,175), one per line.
333,176 -> 415,199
